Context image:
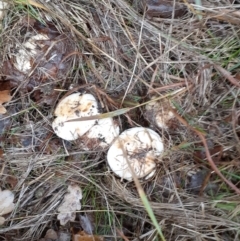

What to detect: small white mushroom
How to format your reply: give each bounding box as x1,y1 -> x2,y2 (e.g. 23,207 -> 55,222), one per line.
14,34 -> 49,73
52,93 -> 120,147
107,127 -> 164,181
145,98 -> 175,129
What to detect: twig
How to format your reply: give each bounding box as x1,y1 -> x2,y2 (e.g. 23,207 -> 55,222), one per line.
116,228 -> 130,241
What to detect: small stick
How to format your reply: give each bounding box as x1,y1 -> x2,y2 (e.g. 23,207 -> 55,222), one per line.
116,228 -> 130,241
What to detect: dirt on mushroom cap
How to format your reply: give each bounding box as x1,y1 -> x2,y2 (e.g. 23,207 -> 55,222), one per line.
52,93 -> 120,145
54,93 -> 99,118
52,93 -> 100,140
107,127 -> 164,181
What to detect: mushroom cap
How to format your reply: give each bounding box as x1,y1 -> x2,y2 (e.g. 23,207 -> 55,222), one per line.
14,34 -> 49,73
145,100 -> 174,129
52,93 -> 120,145
54,93 -> 99,118
52,116 -> 97,141
52,93 -> 100,141
107,127 -> 164,181
86,118 -> 120,148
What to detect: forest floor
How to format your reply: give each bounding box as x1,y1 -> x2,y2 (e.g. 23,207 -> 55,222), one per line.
0,0 -> 240,240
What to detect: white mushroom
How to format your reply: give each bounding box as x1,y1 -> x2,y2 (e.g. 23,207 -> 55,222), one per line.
52,93 -> 100,141
52,93 -> 120,147
107,127 -> 164,181
14,34 -> 49,73
145,98 -> 175,129
86,118 -> 120,148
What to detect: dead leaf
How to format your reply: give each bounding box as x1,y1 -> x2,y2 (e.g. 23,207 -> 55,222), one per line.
186,169 -> 210,195
45,229 -> 58,240
0,188 -> 15,225
193,145 -> 223,163
0,148 -> 3,158
207,10 -> 240,25
146,0 -> 187,18
235,72 -> 240,81
5,175 -> 18,189
0,90 -> 12,114
58,231 -> 71,241
79,214 -> 94,235
57,184 -> 82,226
1,18 -> 76,103
73,231 -> 104,241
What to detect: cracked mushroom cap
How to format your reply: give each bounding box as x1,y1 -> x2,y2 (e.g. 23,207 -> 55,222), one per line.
52,93 -> 120,146
107,127 -> 164,181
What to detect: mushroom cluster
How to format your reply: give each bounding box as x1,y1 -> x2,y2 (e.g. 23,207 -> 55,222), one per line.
52,92 -> 167,180
52,92 -> 120,150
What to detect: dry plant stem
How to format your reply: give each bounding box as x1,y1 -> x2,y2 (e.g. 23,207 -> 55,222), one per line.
148,82 -> 190,94
147,66 -> 159,94
199,171 -> 212,196
170,108 -> 240,195
213,64 -> 240,88
116,228 -> 130,241
115,131 -> 166,240
66,88 -> 187,123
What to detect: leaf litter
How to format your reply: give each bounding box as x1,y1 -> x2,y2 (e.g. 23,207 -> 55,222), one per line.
0,0 -> 240,240
0,188 -> 15,226
57,184 -> 82,226
0,90 -> 11,114
1,16 -> 77,104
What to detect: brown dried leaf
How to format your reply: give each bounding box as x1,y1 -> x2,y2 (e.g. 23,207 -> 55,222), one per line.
0,90 -> 12,114
44,229 -> 58,240
193,145 -> 223,163
5,176 -> 18,189
207,10 -> 240,25
235,72 -> 240,81
0,148 -> 3,158
73,231 -> 104,241
146,0 -> 187,18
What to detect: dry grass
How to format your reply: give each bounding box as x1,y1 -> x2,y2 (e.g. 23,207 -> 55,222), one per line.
0,0 -> 240,240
